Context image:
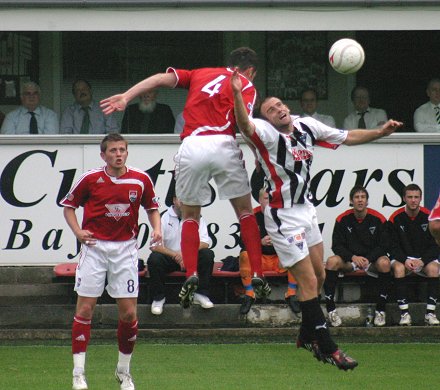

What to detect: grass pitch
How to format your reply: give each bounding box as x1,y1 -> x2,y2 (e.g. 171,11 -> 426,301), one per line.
1,342 -> 439,389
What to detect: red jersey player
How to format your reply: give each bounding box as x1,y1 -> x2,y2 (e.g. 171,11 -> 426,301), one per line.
61,133 -> 161,390
100,47 -> 270,309
429,193 -> 440,246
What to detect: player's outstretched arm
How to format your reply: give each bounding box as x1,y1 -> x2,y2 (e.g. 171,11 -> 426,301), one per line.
231,69 -> 256,138
100,72 -> 178,115
344,119 -> 403,145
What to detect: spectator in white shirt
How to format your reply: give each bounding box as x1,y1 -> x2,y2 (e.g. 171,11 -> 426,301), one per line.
300,88 -> 336,128
343,86 -> 387,130
1,81 -> 59,135
61,79 -> 119,134
413,78 -> 440,133
147,192 -> 214,315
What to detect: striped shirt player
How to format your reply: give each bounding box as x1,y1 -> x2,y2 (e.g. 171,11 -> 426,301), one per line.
232,69 -> 402,370
249,115 -> 346,266
100,47 -> 269,310
61,133 -> 161,390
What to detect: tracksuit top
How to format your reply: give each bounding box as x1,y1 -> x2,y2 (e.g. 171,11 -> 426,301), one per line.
331,208 -> 388,263
388,207 -> 439,265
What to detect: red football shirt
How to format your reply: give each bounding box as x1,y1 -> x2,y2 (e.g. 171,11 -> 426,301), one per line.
61,166 -> 159,241
167,67 -> 257,139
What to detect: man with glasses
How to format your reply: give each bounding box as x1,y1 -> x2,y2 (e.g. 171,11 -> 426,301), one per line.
300,87 -> 336,127
1,81 -> 59,134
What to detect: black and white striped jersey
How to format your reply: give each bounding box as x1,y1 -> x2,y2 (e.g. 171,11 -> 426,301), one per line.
248,115 -> 347,209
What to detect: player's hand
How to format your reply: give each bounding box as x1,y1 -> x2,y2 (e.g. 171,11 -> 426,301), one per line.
405,258 -> 423,271
230,68 -> 243,94
100,94 -> 128,115
352,255 -> 368,269
150,229 -> 162,247
78,230 -> 96,246
381,119 -> 403,136
261,235 -> 272,246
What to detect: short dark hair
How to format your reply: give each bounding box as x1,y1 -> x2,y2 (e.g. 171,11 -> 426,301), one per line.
100,133 -> 127,153
350,85 -> 369,102
72,78 -> 92,94
228,47 -> 258,72
300,87 -> 318,101
403,183 -> 422,197
349,185 -> 369,201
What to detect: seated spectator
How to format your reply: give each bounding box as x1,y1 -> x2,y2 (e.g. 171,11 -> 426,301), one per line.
239,188 -> 298,315
61,79 -> 119,134
388,183 -> 440,326
121,89 -> 175,134
299,87 -> 336,127
1,81 -> 59,134
147,191 -> 214,315
343,86 -> 387,130
174,111 -> 184,134
413,78 -> 440,133
323,185 -> 391,327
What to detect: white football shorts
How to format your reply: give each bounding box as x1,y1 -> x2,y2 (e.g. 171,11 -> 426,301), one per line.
264,202 -> 323,269
174,134 -> 251,206
74,239 -> 139,298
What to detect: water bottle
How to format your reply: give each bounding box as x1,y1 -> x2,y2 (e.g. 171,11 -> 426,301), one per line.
365,305 -> 374,328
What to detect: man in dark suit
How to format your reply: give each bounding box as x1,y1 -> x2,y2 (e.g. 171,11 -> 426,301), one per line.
121,89 -> 175,134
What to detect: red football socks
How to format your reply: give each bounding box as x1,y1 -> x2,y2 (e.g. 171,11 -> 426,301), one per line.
181,219 -> 200,277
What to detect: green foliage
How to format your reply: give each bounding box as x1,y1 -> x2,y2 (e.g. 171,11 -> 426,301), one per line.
1,343 -> 439,389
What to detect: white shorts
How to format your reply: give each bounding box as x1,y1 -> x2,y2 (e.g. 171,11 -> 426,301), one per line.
264,202 -> 323,269
75,239 -> 139,298
174,134 -> 251,206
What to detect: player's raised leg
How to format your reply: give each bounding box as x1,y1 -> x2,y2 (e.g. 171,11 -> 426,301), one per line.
178,204 -> 201,308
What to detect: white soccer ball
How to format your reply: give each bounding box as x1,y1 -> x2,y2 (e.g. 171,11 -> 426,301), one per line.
329,38 -> 365,74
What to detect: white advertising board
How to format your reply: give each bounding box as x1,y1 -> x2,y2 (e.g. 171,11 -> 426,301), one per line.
0,139 -> 424,265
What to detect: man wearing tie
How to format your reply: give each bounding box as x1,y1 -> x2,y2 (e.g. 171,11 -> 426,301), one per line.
414,78 -> 440,133
61,79 -> 119,134
343,86 -> 388,130
1,81 -> 59,135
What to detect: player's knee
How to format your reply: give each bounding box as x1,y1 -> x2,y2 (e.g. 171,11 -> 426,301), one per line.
325,255 -> 341,271
376,256 -> 391,272
392,261 -> 405,277
76,304 -> 94,319
120,309 -> 137,323
424,261 -> 439,277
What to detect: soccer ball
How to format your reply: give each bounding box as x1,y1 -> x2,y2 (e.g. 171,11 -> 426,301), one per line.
329,38 -> 365,74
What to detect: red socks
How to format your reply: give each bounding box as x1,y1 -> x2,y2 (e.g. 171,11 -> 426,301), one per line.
118,319 -> 138,355
181,219 -> 200,277
72,315 -> 91,354
240,213 -> 263,276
